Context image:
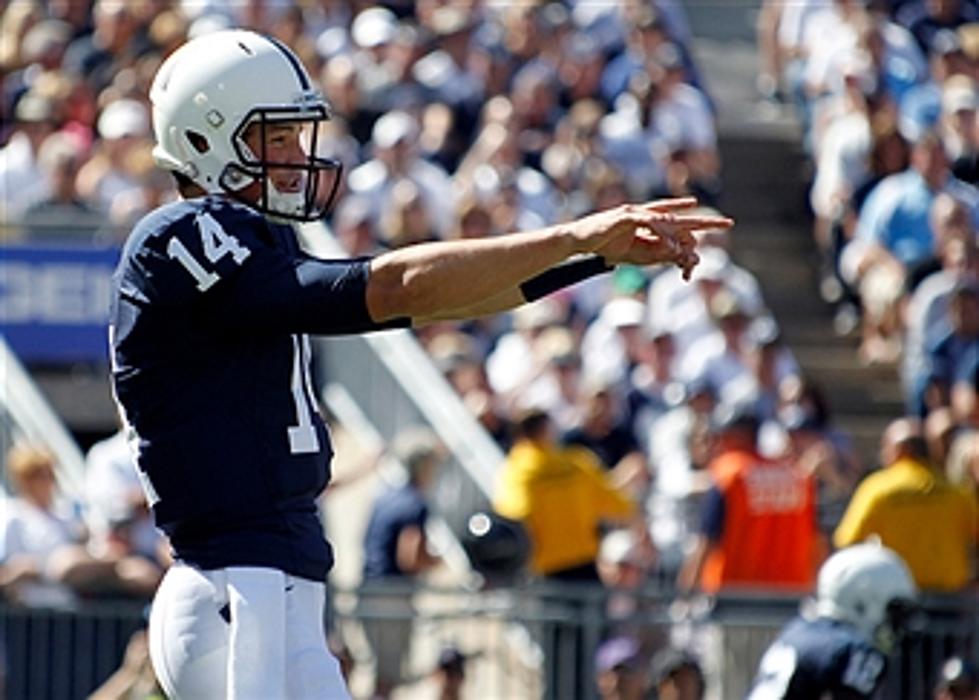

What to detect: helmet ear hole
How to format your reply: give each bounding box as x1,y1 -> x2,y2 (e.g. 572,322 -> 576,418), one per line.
185,130 -> 211,154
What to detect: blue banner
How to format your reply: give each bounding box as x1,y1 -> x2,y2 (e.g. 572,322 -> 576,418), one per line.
0,245 -> 121,363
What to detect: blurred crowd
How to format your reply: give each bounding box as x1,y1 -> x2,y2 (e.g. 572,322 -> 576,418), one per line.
2,0 -> 979,698
757,0 -> 979,412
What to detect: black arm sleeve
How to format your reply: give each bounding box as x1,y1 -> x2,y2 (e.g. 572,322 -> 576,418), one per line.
208,255 -> 410,336
519,256 -> 613,302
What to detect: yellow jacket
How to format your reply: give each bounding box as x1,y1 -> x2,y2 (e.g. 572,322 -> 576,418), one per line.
834,457 -> 979,591
493,439 -> 635,576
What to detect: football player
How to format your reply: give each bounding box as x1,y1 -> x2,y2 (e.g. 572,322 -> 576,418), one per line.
746,543 -> 917,700
109,29 -> 733,700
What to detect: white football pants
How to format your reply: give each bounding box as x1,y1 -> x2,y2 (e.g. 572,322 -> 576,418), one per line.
148,563 -> 351,699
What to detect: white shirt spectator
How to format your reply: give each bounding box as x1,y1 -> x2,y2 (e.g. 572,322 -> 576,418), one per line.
1,496 -> 81,607
647,247 -> 764,355
0,131 -> 50,222
85,429 -> 161,560
348,112 -> 456,237
810,110 -> 872,220
580,297 -> 647,388
805,13 -> 926,100
650,81 -> 717,153
599,95 -> 669,197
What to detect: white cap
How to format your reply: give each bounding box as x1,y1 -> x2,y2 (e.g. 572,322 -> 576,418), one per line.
98,99 -> 149,140
599,529 -> 639,565
601,297 -> 645,328
372,110 -> 418,149
188,13 -> 232,40
943,79 -> 978,114
352,7 -> 397,49
690,246 -> 731,283
513,298 -> 563,330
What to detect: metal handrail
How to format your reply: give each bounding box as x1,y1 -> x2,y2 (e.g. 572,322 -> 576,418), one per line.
0,336 -> 85,496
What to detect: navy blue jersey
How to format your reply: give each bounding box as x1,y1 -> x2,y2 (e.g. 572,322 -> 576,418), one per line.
747,616 -> 887,700
110,196 -> 406,581
361,485 -> 428,580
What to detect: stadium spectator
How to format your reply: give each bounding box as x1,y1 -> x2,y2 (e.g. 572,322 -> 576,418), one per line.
597,71 -> 670,203
84,428 -> 167,569
485,298 -> 568,409
678,290 -> 758,402
429,645 -> 469,700
953,357 -> 979,427
940,75 -> 979,183
0,443 -> 81,608
648,244 -> 764,358
19,130 -> 106,242
493,409 -> 637,582
0,91 -> 58,224
926,406 -> 960,465
331,193 -> 378,256
627,322 -> 682,454
834,416 -> 978,591
562,378 -> 650,497
61,0 -> 141,94
596,527 -> 663,649
648,647 -> 706,700
347,109 -> 455,238
773,404 -> 862,539
360,427 -> 445,698
807,49 -> 878,255
842,131 -> 979,364
594,636 -> 647,700
902,194 -> 977,415
678,402 -> 821,594
934,655 -> 979,700
0,442 -> 160,607
922,281 -> 979,411
645,378 -> 716,572
648,43 -> 720,201
581,295 -> 648,390
896,0 -> 979,56
728,317 -> 801,422
596,528 -> 655,594
75,97 -> 152,232
946,429 -> 979,496
377,177 -> 439,249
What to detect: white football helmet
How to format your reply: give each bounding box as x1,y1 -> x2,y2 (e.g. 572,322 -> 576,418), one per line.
815,543 -> 917,651
149,29 -> 342,221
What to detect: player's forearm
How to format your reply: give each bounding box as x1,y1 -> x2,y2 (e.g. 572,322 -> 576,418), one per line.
366,225 -> 579,322
414,256 -> 613,324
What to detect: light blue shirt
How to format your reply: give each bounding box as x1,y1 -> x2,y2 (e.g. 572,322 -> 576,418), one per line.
855,169 -> 979,267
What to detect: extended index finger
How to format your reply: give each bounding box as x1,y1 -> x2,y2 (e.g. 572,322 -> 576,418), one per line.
643,197 -> 699,213
671,214 -> 735,230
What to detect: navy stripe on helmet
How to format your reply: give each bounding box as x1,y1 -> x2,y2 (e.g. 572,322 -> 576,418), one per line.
266,36 -> 310,90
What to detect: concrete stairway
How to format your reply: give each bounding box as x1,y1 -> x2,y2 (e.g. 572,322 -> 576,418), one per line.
681,6 -> 906,466
717,132 -> 904,466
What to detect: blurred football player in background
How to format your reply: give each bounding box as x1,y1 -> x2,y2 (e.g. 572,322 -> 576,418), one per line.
747,543 -> 917,700
109,29 -> 732,699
